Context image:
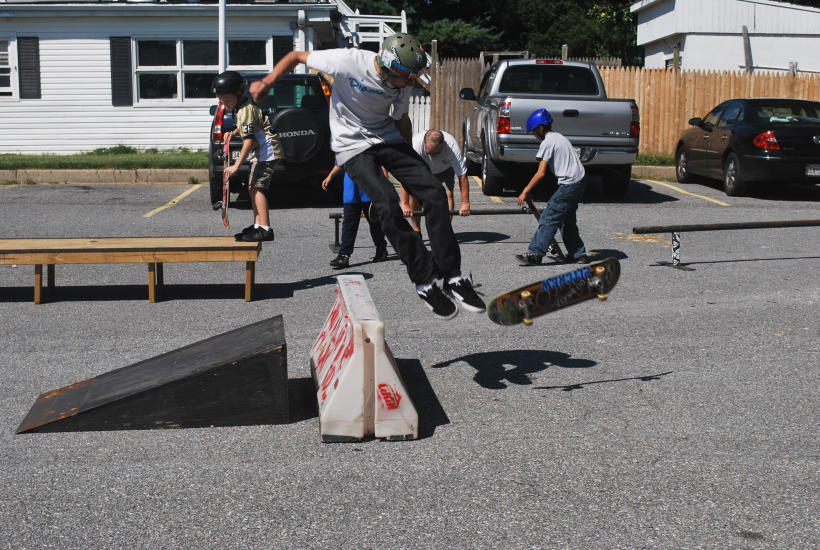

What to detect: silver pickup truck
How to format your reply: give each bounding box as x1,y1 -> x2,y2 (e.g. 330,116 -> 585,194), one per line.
459,59 -> 640,198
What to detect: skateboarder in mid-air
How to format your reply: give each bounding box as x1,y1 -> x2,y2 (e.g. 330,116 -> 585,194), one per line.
212,71 -> 283,242
516,108 -> 589,265
249,33 -> 485,319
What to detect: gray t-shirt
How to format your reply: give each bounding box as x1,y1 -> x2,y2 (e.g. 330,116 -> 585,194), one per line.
307,49 -> 412,165
536,132 -> 585,185
412,131 -> 467,176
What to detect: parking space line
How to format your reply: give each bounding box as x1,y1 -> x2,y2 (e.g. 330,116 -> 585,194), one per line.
470,176 -> 503,203
642,179 -> 730,207
143,184 -> 203,218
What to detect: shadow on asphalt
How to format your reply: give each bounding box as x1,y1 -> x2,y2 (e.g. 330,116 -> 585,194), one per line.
0,273 -> 370,303
226,184 -> 339,210
534,371 -> 674,392
455,231 -> 511,244
649,255 -> 820,268
687,177 -> 820,202
504,179 -> 681,206
287,377 -> 319,424
513,248 -> 629,268
431,350 -> 597,390
396,358 -> 450,439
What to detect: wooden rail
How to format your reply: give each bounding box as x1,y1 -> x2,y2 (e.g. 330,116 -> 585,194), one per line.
0,237 -> 261,304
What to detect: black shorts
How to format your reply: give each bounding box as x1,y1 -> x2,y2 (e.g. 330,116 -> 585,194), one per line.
249,160 -> 279,190
433,167 -> 457,191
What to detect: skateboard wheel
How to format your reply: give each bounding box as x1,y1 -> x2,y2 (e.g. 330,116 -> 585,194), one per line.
520,291 -> 532,299
597,293 -> 608,301
523,318 -> 533,326
595,266 -> 605,275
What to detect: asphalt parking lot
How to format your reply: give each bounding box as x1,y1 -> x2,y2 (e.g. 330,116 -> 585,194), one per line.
1,176 -> 818,549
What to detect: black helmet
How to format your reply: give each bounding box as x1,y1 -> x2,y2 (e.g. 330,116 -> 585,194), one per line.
212,71 -> 244,95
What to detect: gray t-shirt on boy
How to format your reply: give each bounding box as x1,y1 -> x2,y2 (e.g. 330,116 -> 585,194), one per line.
307,48 -> 412,165
536,132 -> 585,185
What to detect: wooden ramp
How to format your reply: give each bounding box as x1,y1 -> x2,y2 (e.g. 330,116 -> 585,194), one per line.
16,315 -> 288,434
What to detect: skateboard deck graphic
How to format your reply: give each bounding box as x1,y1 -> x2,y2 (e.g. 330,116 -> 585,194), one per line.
488,257 -> 620,326
221,139 -> 231,230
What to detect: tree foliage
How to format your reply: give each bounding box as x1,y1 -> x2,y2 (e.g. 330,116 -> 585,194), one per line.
344,0 -> 642,63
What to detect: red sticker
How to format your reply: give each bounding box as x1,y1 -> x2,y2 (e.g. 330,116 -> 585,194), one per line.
377,383 -> 402,410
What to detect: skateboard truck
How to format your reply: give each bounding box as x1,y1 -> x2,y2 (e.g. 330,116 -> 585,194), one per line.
592,266 -> 608,301
519,291 -> 534,326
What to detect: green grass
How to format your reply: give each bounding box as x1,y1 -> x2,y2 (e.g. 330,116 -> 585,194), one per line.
0,147 -> 208,170
635,153 -> 675,166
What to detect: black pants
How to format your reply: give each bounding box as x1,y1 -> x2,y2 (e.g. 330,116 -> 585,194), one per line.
339,202 -> 387,257
344,142 -> 461,285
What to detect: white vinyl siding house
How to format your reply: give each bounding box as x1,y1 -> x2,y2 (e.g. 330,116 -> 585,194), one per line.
0,1 -> 408,154
631,0 -> 820,73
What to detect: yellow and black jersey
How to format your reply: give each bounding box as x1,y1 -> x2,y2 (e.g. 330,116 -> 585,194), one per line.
233,97 -> 284,162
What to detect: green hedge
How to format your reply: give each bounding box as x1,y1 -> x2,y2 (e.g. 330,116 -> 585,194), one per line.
0,147 -> 209,170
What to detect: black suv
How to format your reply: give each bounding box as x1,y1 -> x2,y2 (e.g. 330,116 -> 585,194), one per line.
208,73 -> 338,204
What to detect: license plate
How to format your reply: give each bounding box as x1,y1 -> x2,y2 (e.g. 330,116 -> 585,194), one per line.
573,147 -> 581,158
807,164 -> 820,176
231,150 -> 240,161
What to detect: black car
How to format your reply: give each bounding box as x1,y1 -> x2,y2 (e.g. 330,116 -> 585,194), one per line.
208,73 -> 338,205
675,98 -> 820,196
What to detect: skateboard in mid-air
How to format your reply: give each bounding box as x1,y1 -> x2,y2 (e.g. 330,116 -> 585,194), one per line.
488,257 -> 621,326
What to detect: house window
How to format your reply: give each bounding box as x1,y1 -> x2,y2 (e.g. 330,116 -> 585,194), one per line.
134,38 -> 270,103
665,56 -> 682,69
0,40 -> 11,97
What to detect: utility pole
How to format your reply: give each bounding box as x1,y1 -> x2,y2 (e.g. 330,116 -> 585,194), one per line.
219,0 -> 226,73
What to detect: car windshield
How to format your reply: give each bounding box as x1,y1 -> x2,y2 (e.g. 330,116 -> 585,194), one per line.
244,79 -> 328,111
754,102 -> 820,124
498,65 -> 598,95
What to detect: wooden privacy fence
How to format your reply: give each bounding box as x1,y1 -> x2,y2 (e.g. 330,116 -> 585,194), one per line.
600,67 -> 820,156
428,59 -> 820,156
429,58 -> 487,147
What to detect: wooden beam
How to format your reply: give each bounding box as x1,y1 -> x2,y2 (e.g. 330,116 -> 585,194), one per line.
148,263 -> 156,303
34,264 -> 42,305
245,261 -> 255,302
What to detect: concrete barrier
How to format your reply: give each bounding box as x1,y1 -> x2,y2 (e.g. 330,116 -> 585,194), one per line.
309,274 -> 418,442
631,166 -> 675,180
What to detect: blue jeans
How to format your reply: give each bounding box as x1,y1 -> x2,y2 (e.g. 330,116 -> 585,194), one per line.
529,180 -> 586,258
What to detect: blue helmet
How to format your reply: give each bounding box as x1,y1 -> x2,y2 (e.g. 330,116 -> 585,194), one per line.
526,108 -> 554,132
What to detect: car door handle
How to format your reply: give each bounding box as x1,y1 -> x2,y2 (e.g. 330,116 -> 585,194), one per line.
703,135 -> 710,139
722,135 -> 729,140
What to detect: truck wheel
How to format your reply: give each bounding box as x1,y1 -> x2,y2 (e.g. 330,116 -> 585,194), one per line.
480,141 -> 504,196
209,175 -> 222,205
601,165 -> 631,199
463,130 -> 480,176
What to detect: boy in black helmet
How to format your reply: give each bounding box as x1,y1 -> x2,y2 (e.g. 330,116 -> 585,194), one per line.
212,71 -> 283,242
249,34 -> 485,319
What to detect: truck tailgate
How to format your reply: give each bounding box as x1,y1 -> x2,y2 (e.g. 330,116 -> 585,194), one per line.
508,97 -> 634,147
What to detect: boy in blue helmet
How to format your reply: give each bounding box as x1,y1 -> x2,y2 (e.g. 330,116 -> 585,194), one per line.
515,108 -> 588,265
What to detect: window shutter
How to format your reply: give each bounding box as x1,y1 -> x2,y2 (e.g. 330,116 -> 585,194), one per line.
273,36 -> 293,66
18,37 -> 41,100
110,37 -> 133,107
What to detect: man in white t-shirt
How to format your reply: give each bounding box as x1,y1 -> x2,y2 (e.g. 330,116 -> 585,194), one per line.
402,130 -> 470,233
515,108 -> 588,265
248,34 -> 485,319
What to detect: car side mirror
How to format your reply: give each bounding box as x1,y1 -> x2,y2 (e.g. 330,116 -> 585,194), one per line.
460,87 -> 476,101
209,105 -> 218,116
688,117 -> 703,126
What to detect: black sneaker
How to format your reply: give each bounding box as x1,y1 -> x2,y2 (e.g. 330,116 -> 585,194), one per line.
444,276 -> 486,313
572,254 -> 589,264
417,283 -> 458,320
330,254 -> 350,269
514,251 -> 542,265
242,227 -> 274,242
372,247 -> 388,263
234,224 -> 255,241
